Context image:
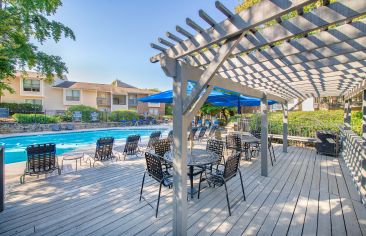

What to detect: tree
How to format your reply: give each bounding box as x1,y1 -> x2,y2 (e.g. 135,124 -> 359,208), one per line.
0,0 -> 75,94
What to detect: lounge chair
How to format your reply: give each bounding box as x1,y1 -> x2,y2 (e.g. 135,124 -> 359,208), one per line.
65,124 -> 74,130
140,152 -> 172,217
167,130 -> 173,142
86,137 -> 118,167
50,124 -> 61,131
20,143 -> 61,184
198,152 -> 245,216
147,131 -> 162,149
207,125 -> 218,138
188,127 -> 199,141
196,127 -> 207,141
122,134 -> 141,160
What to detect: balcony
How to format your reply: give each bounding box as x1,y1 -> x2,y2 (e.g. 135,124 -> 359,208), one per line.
96,97 -> 111,106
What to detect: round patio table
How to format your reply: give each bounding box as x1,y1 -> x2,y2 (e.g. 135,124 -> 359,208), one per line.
241,135 -> 260,160
164,149 -> 219,198
61,154 -> 84,171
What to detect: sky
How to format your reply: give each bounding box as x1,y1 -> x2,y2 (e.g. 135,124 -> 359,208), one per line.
38,0 -> 239,91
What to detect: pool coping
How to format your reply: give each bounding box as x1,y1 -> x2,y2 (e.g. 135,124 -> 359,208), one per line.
0,124 -> 171,139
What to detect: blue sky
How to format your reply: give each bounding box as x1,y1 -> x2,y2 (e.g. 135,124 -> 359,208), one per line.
38,0 -> 239,91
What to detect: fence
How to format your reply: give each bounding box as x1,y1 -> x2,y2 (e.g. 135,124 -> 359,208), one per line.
340,126 -> 365,203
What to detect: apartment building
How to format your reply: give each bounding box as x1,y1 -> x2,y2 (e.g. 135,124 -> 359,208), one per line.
0,72 -> 165,115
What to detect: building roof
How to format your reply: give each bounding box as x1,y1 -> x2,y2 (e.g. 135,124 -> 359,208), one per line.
53,80 -> 154,95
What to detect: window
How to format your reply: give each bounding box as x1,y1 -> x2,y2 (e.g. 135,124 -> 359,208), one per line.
66,89 -> 80,101
23,79 -> 40,92
113,95 -> 126,105
25,99 -> 42,105
149,108 -> 159,116
128,94 -> 138,106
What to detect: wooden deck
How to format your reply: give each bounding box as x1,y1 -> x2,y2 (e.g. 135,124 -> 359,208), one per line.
1,145 -> 366,236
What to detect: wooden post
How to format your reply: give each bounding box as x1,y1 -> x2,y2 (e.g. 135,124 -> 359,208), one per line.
344,98 -> 351,130
261,94 -> 268,177
363,90 -> 366,145
172,64 -> 188,236
282,101 -> 288,153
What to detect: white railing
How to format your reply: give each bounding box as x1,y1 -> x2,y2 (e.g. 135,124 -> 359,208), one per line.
340,126 -> 366,203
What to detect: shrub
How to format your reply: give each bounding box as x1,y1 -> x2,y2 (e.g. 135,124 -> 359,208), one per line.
0,102 -> 42,114
13,113 -> 60,124
247,110 -> 362,137
109,110 -> 139,122
66,105 -> 100,122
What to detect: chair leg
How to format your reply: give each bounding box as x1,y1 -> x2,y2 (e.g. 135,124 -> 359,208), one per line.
269,146 -> 273,166
239,169 -> 246,201
156,182 -> 163,218
198,172 -> 203,199
139,172 -> 146,202
224,181 -> 231,216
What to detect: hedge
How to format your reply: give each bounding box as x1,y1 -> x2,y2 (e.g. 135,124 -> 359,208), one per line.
109,110 -> 139,122
13,114 -> 60,124
0,102 -> 42,114
65,105 -> 100,122
248,110 -> 362,137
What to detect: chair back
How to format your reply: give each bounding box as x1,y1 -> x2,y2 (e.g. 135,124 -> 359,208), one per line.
145,152 -> 164,182
147,131 -> 161,149
188,127 -> 198,140
154,139 -> 171,157
223,152 -> 241,181
167,130 -> 173,142
226,133 -> 241,151
26,143 -> 57,174
124,134 -> 141,155
206,139 -> 224,163
198,127 -> 207,138
208,125 -> 217,137
95,137 -> 114,161
250,130 -> 261,139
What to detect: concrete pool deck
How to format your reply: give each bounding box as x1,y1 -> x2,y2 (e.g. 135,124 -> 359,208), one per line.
2,124 -> 171,185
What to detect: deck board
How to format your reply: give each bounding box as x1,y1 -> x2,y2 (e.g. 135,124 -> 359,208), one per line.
1,145 -> 365,236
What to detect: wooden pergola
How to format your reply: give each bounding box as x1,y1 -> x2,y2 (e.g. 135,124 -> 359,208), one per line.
150,0 -> 366,234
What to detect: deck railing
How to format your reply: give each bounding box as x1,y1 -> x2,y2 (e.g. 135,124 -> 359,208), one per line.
340,126 -> 366,203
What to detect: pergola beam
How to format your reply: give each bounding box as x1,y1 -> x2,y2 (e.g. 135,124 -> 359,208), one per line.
151,0 -> 317,63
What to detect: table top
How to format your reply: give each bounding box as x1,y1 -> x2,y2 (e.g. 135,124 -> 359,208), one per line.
62,154 -> 83,160
241,135 -> 260,143
163,149 -> 219,166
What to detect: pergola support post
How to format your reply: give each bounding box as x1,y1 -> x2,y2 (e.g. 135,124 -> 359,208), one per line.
363,90 -> 366,145
282,101 -> 288,153
344,98 -> 352,130
261,94 -> 268,177
161,57 -> 188,236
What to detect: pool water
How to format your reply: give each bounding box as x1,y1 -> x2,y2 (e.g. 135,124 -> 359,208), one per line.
0,128 -> 166,164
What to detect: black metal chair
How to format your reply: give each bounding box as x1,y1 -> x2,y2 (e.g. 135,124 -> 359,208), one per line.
207,125 -> 218,138
225,133 -> 248,158
140,152 -> 172,217
167,130 -> 173,142
268,135 -> 276,166
122,134 -> 141,160
198,152 -> 245,216
147,131 -> 162,149
88,137 -> 117,167
154,138 -> 172,173
20,143 -> 61,184
206,139 -> 225,172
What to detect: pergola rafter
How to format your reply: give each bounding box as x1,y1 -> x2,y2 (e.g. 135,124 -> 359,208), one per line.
149,0 -> 366,234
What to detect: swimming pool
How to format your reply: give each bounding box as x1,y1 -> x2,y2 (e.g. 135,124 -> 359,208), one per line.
0,128 -> 166,164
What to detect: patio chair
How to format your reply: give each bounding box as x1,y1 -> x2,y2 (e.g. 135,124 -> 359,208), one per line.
147,131 -> 162,149
196,127 -> 207,142
206,139 -> 225,172
197,152 -> 245,216
87,137 -> 118,167
225,133 -> 248,158
50,124 -> 61,131
167,130 -> 173,142
20,143 -> 61,184
122,134 -> 141,160
188,127 -> 199,141
268,135 -> 276,166
154,138 -> 172,173
140,152 -> 172,217
207,125 -> 218,138
65,124 -> 74,130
